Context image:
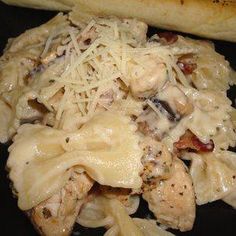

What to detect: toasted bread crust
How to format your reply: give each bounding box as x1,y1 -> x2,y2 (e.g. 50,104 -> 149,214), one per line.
73,0 -> 236,42
2,0 -> 236,41
1,0 -> 72,11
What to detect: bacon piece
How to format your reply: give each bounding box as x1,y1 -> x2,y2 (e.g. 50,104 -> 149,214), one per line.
174,130 -> 214,152
177,54 -> 197,75
191,136 -> 214,152
157,32 -> 178,44
177,61 -> 197,75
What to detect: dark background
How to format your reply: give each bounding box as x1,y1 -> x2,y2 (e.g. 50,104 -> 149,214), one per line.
0,2 -> 236,235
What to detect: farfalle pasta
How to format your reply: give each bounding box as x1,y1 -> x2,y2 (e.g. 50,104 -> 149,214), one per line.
186,151 -> 236,205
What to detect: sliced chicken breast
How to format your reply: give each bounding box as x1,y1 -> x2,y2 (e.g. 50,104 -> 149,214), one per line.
29,171 -> 93,236
143,157 -> 195,231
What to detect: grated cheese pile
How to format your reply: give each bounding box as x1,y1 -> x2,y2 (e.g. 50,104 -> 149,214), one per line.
29,16 -> 198,131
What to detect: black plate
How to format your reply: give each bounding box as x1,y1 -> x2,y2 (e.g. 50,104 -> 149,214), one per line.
0,2 -> 236,235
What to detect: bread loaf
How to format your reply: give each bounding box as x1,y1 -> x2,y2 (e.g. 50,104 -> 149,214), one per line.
1,0 -> 72,10
2,0 -> 236,42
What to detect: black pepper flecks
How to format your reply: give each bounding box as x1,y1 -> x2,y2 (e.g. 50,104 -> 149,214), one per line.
42,207 -> 52,219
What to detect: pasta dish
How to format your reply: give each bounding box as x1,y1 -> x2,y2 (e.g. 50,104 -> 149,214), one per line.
0,11 -> 236,236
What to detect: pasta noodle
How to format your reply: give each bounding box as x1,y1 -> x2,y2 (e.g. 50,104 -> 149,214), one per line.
186,151 -> 236,205
230,108 -> 236,128
77,196 -> 174,236
223,190 -> 236,209
7,111 -> 143,210
0,99 -> 13,143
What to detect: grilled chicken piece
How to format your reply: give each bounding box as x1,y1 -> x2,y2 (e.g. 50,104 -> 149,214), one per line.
143,157 -> 195,231
140,138 -> 173,193
29,171 -> 94,236
130,63 -> 167,98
